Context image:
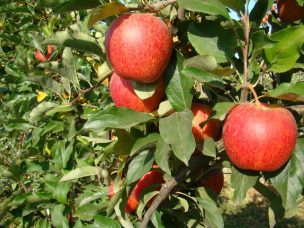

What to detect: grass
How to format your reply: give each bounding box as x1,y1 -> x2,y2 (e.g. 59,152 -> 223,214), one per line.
219,171 -> 304,228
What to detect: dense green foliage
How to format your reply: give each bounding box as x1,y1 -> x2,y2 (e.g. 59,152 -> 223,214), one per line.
0,0 -> 303,227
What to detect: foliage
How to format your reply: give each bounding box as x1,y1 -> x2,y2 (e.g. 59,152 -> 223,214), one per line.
0,0 -> 303,227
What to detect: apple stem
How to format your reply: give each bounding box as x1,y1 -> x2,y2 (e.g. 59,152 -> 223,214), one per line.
247,83 -> 261,108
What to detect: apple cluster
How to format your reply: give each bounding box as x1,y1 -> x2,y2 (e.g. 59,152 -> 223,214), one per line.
105,13 -> 173,112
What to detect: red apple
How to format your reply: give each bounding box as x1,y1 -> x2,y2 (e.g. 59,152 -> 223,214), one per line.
125,169 -> 164,213
105,13 -> 173,83
197,168 -> 224,195
191,103 -> 220,142
35,45 -> 54,62
223,102 -> 297,172
277,0 -> 304,23
109,72 -> 165,113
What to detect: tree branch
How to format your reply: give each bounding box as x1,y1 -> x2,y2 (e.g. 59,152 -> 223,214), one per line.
140,140 -> 224,227
240,0 -> 251,103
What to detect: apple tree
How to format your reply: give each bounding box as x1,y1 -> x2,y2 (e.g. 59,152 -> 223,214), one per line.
0,0 -> 304,227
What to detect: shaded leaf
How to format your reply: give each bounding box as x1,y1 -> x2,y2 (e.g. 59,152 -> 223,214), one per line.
29,102 -> 58,123
213,102 -> 236,121
93,215 -> 121,228
27,76 -> 62,97
130,133 -> 160,156
155,137 -> 171,174
218,0 -> 245,12
54,0 -> 100,13
265,82 -> 304,102
231,166 -> 259,203
188,21 -> 237,63
197,188 -> 224,228
270,139 -> 304,217
126,150 -> 154,184
202,138 -> 216,158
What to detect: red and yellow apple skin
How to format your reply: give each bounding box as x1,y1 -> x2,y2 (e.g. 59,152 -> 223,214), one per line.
223,102 -> 297,172
109,72 -> 165,113
125,169 -> 164,213
191,103 -> 220,142
277,0 -> 304,23
105,13 -> 172,83
198,168 -> 224,195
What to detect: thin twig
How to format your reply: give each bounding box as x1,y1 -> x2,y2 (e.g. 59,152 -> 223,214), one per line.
240,0 -> 251,103
69,74 -> 111,105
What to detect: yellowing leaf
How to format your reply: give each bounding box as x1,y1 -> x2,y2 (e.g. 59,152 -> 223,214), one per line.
36,90 -> 48,102
87,2 -> 128,28
44,144 -> 51,156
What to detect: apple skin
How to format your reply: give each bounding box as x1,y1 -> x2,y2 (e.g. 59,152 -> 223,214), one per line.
197,168 -> 224,195
109,72 -> 165,113
35,45 -> 54,62
191,103 -> 220,142
125,169 -> 164,213
223,102 -> 297,172
278,0 -> 304,23
105,13 -> 172,83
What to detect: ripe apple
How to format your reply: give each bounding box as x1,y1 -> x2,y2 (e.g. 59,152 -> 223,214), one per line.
109,72 -> 165,113
191,103 -> 220,142
35,45 -> 54,62
197,168 -> 224,195
125,169 -> 164,213
277,0 -> 304,23
223,102 -> 297,172
105,13 -> 173,83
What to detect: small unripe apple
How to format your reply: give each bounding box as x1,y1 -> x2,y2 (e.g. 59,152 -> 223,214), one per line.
278,0 -> 304,23
109,72 -> 165,113
125,169 -> 164,213
223,102 -> 297,172
191,103 -> 220,142
105,13 -> 173,83
197,168 -> 224,195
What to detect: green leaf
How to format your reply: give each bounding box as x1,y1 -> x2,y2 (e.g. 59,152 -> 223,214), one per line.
61,47 -> 80,88
218,0 -> 245,12
29,102 -> 59,123
126,150 -> 154,184
202,138 -> 216,158
131,81 -> 158,100
51,140 -> 74,169
51,204 -> 69,228
130,133 -> 161,156
263,25 -> 304,73
265,82 -> 304,102
60,166 -> 101,182
151,211 -> 165,228
54,0 -> 100,13
165,52 -> 193,112
53,182 -> 70,203
93,215 -> 121,228
75,204 -> 103,221
182,67 -> 224,83
5,122 -> 33,131
45,104 -> 77,116
183,55 -> 217,72
230,166 -> 259,203
113,130 -> 137,155
270,138 -> 304,217
88,2 -> 128,28
177,0 -> 230,19
188,21 -> 237,63
83,107 -> 155,131
213,102 -> 236,121
27,76 -> 62,97
251,30 -> 276,53
159,110 -> 196,165
155,137 -> 171,174
43,29 -> 103,57
196,188 -> 224,228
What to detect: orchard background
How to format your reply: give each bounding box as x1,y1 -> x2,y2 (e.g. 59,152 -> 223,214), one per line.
0,0 -> 304,227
